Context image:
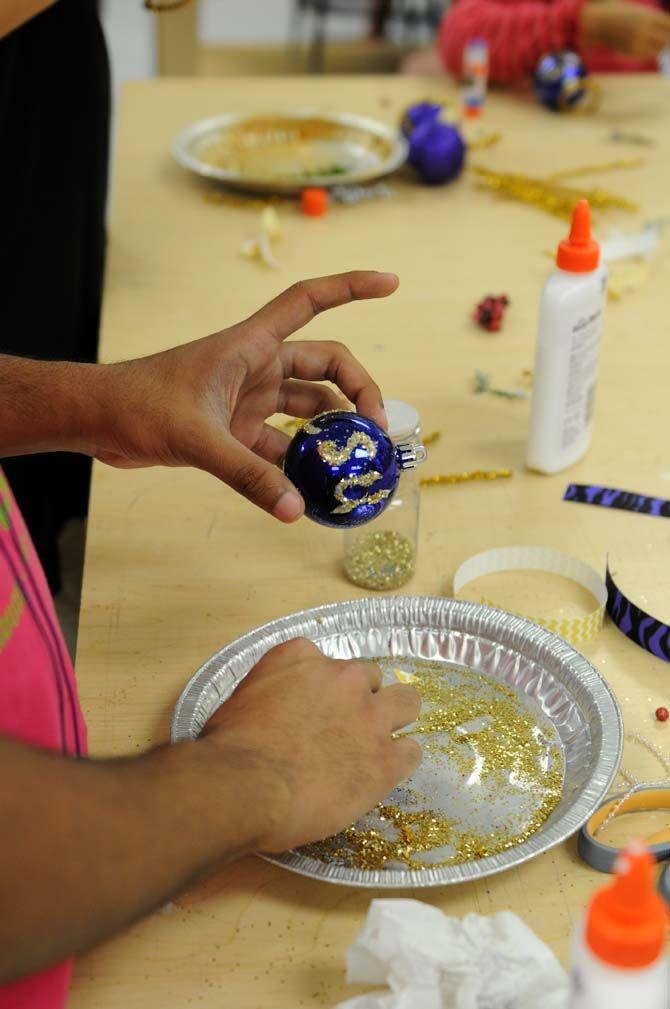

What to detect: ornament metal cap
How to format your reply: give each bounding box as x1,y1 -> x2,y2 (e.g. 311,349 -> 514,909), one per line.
396,442 -> 428,470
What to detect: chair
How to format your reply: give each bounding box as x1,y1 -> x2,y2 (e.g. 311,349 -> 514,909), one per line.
291,0 -> 447,73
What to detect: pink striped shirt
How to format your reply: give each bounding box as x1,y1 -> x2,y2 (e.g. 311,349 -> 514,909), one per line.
0,468 -> 87,1009
439,0 -> 659,83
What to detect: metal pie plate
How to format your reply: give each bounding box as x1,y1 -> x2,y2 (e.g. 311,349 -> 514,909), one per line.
172,110 -> 408,194
172,597 -> 622,888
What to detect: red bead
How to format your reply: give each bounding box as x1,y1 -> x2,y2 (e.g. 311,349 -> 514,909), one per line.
656,707 -> 669,722
474,294 -> 510,332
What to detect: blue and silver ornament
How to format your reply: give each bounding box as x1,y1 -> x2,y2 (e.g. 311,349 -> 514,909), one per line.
284,411 -> 425,528
533,51 -> 589,112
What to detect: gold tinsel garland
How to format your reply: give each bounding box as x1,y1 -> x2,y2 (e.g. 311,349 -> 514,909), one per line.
473,165 -> 639,219
421,469 -> 512,487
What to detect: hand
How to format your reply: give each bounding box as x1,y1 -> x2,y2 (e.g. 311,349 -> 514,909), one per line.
581,0 -> 670,59
202,638 -> 422,851
401,46 -> 445,75
92,271 -> 398,523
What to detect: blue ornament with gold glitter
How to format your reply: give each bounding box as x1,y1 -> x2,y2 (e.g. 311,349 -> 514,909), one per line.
534,51 -> 589,111
284,411 -> 423,528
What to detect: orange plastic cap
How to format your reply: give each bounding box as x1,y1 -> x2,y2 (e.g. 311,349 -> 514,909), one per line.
556,198 -> 600,272
301,187 -> 328,217
585,843 -> 668,968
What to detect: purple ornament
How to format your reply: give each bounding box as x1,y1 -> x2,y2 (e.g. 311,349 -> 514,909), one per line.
401,101 -> 443,138
408,121 -> 466,186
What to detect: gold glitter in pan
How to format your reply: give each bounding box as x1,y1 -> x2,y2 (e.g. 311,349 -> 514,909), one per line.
303,660 -> 564,872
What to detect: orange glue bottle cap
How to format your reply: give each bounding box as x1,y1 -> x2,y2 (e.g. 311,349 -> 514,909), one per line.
556,198 -> 600,273
301,188 -> 329,217
585,843 -> 669,969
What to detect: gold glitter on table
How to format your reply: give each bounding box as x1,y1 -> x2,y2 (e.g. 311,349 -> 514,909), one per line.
303,659 -> 564,872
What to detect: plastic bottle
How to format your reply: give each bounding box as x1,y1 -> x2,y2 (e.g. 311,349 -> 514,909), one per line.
462,39 -> 489,118
570,844 -> 669,1009
343,400 -> 425,591
527,199 -> 607,474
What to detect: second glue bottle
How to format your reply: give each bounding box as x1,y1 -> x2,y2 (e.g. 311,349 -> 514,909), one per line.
570,844 -> 669,1009
527,199 -> 607,474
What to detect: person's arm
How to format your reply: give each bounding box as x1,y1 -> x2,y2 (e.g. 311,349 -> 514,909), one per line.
0,0 -> 57,38
580,1 -> 670,60
438,0 -> 585,83
0,639 -> 421,983
438,0 -> 670,83
0,271 -> 396,523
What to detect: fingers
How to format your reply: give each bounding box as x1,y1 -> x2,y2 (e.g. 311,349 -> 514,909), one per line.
249,272 -> 399,346
633,10 -> 670,56
280,341 -> 387,429
650,22 -> 670,53
197,431 -> 304,522
392,737 -> 423,780
358,661 -> 383,693
378,684 -> 422,732
251,424 -> 291,465
634,26 -> 665,57
277,378 -> 347,420
272,637 -> 322,661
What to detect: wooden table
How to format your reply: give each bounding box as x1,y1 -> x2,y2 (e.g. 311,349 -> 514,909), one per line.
72,74 -> 670,1007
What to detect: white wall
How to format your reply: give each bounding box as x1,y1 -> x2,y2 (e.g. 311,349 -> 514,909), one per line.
100,0 -> 156,87
100,0 -> 371,86
99,0 -> 382,99
200,0 -> 367,45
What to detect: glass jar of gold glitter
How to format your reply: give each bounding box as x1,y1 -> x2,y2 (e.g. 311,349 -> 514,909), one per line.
343,400 -> 425,591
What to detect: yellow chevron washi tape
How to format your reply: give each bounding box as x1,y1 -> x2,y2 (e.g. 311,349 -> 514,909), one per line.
453,546 -> 606,648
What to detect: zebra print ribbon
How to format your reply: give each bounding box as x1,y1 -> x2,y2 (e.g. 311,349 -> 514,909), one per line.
564,483 -> 670,518
606,564 -> 670,663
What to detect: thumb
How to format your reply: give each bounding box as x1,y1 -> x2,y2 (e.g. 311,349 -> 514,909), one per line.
197,432 -> 305,523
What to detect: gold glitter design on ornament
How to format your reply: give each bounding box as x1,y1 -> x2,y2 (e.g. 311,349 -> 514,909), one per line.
317,431 -> 378,466
303,415 -> 330,435
332,471 -> 390,515
303,660 -> 563,872
343,530 -> 415,589
473,165 -> 638,219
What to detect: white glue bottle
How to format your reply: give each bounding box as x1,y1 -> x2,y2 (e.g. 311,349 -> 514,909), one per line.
527,199 -> 607,473
570,844 -> 669,1009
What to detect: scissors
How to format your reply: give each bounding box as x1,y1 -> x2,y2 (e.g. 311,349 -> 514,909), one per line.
578,784 -> 670,902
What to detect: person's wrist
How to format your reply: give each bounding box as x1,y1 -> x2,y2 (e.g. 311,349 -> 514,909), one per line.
36,359 -> 112,455
70,361 -> 129,457
18,359 -> 105,456
178,733 -> 292,856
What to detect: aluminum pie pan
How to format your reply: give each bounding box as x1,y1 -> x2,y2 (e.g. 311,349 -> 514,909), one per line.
171,596 -> 623,888
171,110 -> 408,194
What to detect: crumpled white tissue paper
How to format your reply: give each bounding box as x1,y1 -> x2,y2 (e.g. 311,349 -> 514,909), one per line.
334,899 -> 569,1009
